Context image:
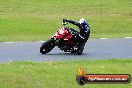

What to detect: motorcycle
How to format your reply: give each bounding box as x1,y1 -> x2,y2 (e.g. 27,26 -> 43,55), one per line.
40,23 -> 86,55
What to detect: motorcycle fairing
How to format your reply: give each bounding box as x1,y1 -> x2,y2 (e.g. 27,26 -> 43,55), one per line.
52,27 -> 72,39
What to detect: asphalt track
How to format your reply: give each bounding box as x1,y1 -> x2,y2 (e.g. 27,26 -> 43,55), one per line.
0,38 -> 132,62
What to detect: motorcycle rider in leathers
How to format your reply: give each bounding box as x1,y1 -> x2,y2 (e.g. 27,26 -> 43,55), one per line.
62,18 -> 90,53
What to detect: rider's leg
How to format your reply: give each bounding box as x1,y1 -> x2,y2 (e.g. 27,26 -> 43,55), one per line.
77,30 -> 90,54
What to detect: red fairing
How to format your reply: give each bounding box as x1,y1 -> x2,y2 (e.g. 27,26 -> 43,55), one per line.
64,34 -> 72,40
52,27 -> 70,39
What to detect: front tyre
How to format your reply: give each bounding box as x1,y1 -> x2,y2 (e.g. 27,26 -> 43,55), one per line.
40,39 -> 55,54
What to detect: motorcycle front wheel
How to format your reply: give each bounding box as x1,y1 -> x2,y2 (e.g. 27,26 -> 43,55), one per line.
40,39 -> 55,54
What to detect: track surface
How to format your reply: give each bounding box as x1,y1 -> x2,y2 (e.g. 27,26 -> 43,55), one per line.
0,38 -> 132,62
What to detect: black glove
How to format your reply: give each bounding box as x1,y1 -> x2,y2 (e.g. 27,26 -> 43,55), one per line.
63,18 -> 67,22
62,18 -> 68,25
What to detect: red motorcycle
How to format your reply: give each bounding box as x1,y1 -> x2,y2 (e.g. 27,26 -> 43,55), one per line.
40,24 -> 85,55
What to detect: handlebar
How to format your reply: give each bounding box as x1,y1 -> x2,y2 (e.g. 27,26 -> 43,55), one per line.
64,26 -> 79,35
62,26 -> 72,34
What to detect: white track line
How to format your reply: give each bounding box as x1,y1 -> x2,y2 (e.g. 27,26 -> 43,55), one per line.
37,40 -> 45,42
124,37 -> 132,39
4,42 -> 13,43
100,38 -> 107,39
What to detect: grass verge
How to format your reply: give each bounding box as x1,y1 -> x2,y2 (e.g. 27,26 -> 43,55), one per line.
0,59 -> 131,88
0,0 -> 132,42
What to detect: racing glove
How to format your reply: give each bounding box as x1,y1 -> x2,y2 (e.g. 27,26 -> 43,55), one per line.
62,18 -> 68,25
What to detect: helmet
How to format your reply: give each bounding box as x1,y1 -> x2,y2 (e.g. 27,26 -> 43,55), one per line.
79,18 -> 86,24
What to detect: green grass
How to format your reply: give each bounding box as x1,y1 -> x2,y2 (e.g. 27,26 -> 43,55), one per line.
0,59 -> 131,88
0,0 -> 132,42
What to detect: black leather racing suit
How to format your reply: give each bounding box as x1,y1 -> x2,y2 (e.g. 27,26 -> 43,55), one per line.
63,19 -> 90,44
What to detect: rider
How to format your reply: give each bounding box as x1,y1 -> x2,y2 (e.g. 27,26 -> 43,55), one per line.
62,18 -> 90,48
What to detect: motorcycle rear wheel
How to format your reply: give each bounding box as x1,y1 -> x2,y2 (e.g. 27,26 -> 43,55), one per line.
76,43 -> 85,55
40,39 -> 55,54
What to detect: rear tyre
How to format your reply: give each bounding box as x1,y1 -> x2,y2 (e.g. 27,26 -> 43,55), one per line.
71,50 -> 76,54
40,39 -> 55,54
77,43 -> 85,55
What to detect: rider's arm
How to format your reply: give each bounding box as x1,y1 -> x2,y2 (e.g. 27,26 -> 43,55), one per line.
63,18 -> 80,27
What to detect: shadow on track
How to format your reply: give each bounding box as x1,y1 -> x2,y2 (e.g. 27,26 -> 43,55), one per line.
40,52 -> 88,56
